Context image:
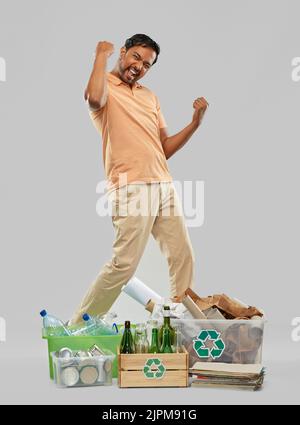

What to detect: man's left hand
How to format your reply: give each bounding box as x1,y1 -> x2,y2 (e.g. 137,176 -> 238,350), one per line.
192,97 -> 209,127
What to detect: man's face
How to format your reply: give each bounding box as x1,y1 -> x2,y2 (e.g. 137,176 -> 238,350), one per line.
118,45 -> 156,85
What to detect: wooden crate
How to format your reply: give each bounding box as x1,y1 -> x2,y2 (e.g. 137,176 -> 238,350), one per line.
118,346 -> 189,388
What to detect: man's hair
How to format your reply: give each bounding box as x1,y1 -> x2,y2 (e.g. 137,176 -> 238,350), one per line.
124,34 -> 160,65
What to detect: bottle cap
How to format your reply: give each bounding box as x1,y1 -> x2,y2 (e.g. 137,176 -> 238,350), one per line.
124,320 -> 131,328
82,313 -> 91,322
40,310 -> 47,317
163,308 -> 171,317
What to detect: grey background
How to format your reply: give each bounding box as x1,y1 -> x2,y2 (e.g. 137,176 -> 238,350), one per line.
0,0 -> 300,404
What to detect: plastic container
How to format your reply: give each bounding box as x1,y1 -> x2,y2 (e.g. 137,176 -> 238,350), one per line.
52,350 -> 115,388
42,323 -> 134,379
171,318 -> 265,367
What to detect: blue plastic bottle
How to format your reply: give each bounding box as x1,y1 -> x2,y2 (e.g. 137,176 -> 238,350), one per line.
40,310 -> 71,337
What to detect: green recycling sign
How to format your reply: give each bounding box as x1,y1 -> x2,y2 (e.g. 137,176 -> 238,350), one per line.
143,358 -> 166,379
193,329 -> 225,359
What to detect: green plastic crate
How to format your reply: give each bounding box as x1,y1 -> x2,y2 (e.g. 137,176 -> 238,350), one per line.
42,327 -> 124,379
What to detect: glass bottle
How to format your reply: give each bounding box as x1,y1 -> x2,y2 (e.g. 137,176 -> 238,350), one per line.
173,325 -> 182,353
120,321 -> 135,354
149,327 -> 160,354
134,323 -> 148,353
159,305 -> 175,346
160,327 -> 173,353
146,319 -> 158,345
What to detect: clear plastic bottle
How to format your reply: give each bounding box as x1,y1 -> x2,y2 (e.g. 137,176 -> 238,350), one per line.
70,314 -> 99,336
100,311 -> 117,325
71,314 -> 117,336
40,310 -> 71,337
97,312 -> 119,334
82,314 -> 99,335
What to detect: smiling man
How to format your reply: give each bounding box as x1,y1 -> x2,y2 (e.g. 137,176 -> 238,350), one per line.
70,34 -> 208,324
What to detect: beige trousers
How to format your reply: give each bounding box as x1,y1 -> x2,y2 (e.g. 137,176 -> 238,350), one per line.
70,182 -> 195,324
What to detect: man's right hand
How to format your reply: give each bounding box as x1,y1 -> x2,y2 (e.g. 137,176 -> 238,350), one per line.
85,41 -> 113,109
95,41 -> 115,59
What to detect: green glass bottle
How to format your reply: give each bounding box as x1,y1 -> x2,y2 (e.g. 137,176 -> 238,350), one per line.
160,328 -> 173,353
120,321 -> 135,354
159,305 -> 175,346
149,328 -> 159,354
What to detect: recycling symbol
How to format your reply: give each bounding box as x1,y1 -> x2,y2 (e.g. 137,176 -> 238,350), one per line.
193,329 -> 225,359
143,358 -> 166,379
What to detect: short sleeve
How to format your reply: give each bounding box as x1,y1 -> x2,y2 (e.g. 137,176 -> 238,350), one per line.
155,95 -> 167,129
85,98 -> 105,121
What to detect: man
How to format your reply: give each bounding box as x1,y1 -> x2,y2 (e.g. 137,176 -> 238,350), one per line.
70,34 -> 208,324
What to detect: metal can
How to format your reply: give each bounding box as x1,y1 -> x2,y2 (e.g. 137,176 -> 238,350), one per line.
61,366 -> 80,387
74,350 -> 95,368
104,358 -> 112,373
88,344 -> 106,357
56,347 -> 75,367
79,366 -> 99,385
74,350 -> 92,358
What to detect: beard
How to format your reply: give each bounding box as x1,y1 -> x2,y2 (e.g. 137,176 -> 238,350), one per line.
119,63 -> 139,84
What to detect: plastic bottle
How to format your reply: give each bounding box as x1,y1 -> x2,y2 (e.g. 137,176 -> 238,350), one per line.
71,314 -> 117,336
82,314 -> 99,335
100,311 -> 117,325
96,315 -> 118,335
97,312 -> 119,334
70,314 -> 98,336
40,310 -> 71,337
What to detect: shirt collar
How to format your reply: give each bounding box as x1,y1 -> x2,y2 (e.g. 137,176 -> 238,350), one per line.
107,71 -> 142,89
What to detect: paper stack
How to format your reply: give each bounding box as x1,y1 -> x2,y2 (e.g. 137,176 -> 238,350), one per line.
190,362 -> 265,391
